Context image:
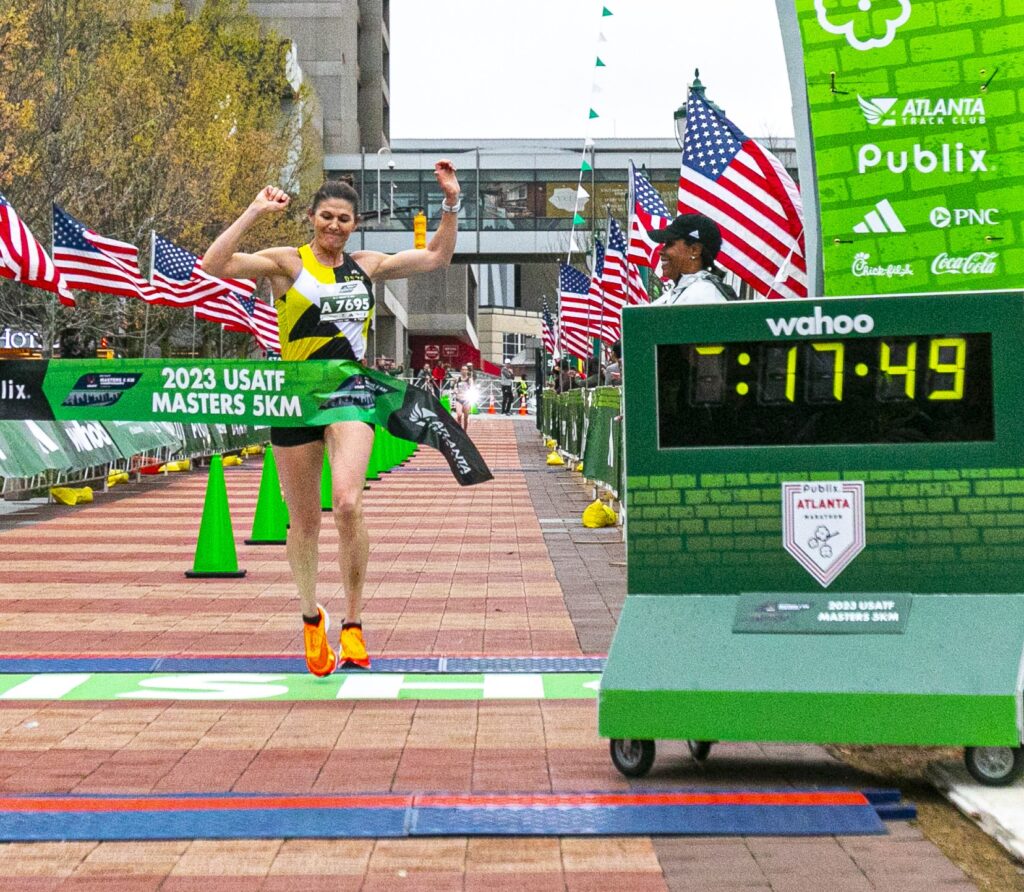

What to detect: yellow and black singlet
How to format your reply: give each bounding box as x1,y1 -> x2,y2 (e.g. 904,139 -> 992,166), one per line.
275,245 -> 375,361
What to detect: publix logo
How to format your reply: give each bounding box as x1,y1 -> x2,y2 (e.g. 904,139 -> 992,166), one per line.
858,142 -> 987,175
766,307 -> 874,338
858,95 -> 987,128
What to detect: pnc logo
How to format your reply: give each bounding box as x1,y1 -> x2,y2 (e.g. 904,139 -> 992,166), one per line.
766,307 -> 875,338
929,207 -> 1000,228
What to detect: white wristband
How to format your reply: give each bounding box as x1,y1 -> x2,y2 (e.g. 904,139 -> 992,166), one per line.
441,195 -> 462,214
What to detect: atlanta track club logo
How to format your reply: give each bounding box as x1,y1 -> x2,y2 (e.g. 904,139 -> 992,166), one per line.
782,481 -> 865,587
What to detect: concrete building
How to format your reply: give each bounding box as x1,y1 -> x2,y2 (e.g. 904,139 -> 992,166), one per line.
247,0 -> 390,154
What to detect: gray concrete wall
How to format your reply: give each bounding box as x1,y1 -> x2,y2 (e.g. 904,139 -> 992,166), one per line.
246,0 -> 388,156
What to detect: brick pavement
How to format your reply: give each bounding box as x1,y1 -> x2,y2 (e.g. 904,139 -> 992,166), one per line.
0,415 -> 979,889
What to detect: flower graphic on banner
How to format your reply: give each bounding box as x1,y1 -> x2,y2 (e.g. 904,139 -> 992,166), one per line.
814,0 -> 912,51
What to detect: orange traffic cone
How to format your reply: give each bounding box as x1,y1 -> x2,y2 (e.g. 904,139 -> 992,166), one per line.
488,395 -> 496,414
519,396 -> 528,416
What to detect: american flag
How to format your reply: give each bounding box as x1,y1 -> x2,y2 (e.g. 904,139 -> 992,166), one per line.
586,237 -> 617,346
541,296 -> 559,359
151,233 -> 256,308
627,162 -> 671,268
600,217 -> 649,344
678,91 -> 807,299
51,205 -> 169,303
0,194 -> 74,306
194,289 -> 281,353
557,262 -> 595,360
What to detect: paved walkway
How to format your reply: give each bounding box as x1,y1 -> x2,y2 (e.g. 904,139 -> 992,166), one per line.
0,416 -> 979,890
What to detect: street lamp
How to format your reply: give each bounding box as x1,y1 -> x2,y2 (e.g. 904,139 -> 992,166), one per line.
673,69 -> 725,149
376,146 -> 391,227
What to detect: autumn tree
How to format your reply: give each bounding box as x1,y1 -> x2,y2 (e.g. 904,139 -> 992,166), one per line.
0,0 -> 321,357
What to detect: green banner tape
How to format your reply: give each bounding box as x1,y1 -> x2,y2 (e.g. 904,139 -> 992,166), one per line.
0,359 -> 492,485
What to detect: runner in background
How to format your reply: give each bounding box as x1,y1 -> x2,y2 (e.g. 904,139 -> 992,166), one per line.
452,363 -> 474,431
202,160 -> 462,673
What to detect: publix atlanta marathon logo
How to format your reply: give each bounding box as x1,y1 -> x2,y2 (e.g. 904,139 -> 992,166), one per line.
765,306 -> 874,338
782,481 -> 866,588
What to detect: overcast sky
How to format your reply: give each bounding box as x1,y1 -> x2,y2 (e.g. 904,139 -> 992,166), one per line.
389,0 -> 796,141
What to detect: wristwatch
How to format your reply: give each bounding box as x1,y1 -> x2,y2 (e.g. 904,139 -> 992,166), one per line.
441,195 -> 462,214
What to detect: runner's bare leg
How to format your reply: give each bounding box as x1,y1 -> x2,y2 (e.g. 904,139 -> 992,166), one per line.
324,421 -> 375,624
274,439 -> 325,619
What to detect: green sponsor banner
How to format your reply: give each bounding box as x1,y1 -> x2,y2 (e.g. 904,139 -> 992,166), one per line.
103,420 -> 184,456
733,593 -> 912,634
0,359 -> 492,485
581,388 -> 623,495
794,0 -> 1024,295
0,423 -> 53,477
0,672 -> 601,702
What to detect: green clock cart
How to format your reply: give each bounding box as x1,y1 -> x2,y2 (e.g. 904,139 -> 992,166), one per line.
600,293 -> 1024,785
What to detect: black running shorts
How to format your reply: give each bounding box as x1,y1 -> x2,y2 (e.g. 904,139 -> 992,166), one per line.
269,422 -> 375,448
269,425 -> 326,448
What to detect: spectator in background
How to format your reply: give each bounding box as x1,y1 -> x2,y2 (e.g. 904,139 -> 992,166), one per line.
582,356 -> 602,388
500,360 -> 515,414
555,357 -> 575,393
604,341 -> 621,386
415,362 -> 433,392
431,361 -> 445,395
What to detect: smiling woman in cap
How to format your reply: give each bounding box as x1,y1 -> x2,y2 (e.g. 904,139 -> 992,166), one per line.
647,213 -> 738,305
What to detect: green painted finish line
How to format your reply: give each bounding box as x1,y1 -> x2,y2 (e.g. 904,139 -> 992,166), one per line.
0,673 -> 601,702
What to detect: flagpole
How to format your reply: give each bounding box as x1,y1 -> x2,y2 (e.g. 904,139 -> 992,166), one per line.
595,211 -> 612,371
585,238 -> 595,374
555,264 -> 565,366
191,311 -> 197,358
46,205 -> 58,358
142,230 -> 155,357
764,228 -> 803,300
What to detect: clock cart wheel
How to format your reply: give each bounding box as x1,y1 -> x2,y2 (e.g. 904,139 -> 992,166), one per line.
964,746 -> 1024,786
609,738 -> 656,778
687,740 -> 713,763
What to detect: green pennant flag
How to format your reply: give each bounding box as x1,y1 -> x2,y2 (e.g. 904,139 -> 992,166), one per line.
595,57 -> 606,67
573,212 -> 586,225
589,108 -> 599,119
602,6 -> 613,15
580,159 -> 593,172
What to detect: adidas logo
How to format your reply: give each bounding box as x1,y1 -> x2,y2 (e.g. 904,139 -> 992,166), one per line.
853,199 -> 905,234
858,96 -> 897,126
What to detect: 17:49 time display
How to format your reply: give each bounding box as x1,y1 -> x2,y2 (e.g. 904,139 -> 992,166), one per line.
656,333 -> 994,447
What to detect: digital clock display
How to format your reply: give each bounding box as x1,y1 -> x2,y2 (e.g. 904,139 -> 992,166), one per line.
657,333 -> 994,448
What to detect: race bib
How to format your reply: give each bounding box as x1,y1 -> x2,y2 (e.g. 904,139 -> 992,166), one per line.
318,280 -> 374,323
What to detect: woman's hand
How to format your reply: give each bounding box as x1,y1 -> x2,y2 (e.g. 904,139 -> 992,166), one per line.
249,186 -> 291,216
434,160 -> 460,202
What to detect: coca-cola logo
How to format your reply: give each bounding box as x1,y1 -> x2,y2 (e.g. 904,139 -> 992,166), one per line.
931,251 -> 998,275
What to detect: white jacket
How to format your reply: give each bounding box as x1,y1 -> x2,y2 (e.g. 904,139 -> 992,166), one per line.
651,271 -> 729,306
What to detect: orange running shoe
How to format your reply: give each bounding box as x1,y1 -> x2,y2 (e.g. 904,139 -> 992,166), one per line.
303,605 -> 337,677
340,623 -> 371,669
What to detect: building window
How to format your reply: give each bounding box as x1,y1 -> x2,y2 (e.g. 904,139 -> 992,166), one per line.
502,333 -> 525,363
477,264 -> 517,308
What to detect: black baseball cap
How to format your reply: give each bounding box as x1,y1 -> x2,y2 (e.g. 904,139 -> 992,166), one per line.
647,213 -> 722,259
